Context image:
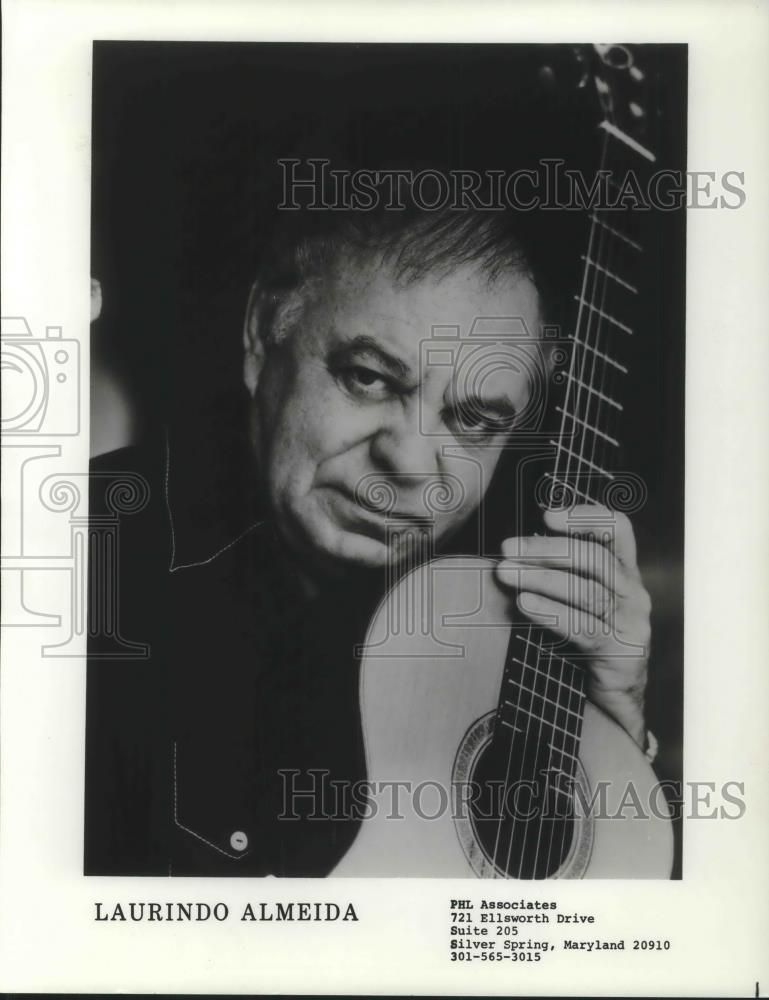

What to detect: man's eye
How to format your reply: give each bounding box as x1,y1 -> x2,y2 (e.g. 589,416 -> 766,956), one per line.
447,401 -> 516,435
339,366 -> 391,399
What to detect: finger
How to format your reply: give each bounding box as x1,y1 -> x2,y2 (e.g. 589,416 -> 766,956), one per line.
496,564 -> 612,620
515,591 -> 610,652
500,535 -> 632,595
541,505 -> 639,572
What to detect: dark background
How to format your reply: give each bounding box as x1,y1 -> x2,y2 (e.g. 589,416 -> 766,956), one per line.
90,42 -> 687,875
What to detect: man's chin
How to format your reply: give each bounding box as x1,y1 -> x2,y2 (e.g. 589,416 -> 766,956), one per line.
311,533 -> 394,573
301,524 -> 428,578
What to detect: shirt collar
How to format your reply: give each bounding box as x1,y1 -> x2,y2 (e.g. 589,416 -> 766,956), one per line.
163,392 -> 268,572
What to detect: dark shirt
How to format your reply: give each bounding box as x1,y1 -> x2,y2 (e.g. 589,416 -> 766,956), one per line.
84,437 -> 381,876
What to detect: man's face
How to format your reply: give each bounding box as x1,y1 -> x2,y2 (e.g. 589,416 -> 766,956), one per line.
244,252 -> 542,576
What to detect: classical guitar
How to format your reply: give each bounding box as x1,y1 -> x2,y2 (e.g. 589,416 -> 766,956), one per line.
334,45 -> 674,878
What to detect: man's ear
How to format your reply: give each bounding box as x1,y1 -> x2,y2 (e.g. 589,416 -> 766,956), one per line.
243,280 -> 267,397
90,277 -> 103,323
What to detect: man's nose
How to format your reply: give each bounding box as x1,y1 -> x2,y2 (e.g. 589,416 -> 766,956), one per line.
368,404 -> 440,479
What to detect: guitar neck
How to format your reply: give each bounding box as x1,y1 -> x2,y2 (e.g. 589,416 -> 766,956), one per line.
550,123 -> 655,508
496,107 -> 658,780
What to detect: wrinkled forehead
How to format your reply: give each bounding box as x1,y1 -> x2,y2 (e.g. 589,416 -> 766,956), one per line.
310,253 -> 544,380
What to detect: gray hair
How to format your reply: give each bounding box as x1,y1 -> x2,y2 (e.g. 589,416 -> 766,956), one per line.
251,205 -> 540,344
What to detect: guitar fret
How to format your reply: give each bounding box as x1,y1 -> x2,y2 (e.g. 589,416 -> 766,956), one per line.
544,782 -> 578,805
506,653 -> 585,706
555,407 -> 619,447
590,213 -> 643,251
574,295 -> 633,335
501,700 -> 581,742
598,120 -> 657,163
581,255 -> 638,294
506,676 -> 584,720
568,377 -> 623,411
549,743 -> 580,765
549,441 -> 614,479
570,336 -> 628,374
513,635 -> 584,697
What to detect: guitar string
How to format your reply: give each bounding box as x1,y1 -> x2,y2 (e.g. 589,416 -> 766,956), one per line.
528,129 -> 610,874
572,176 -> 613,665
585,204 -> 621,639
543,645 -> 570,877
544,126 -> 645,870
590,101 -> 643,481
542,656 -> 578,875
588,186 -> 626,486
540,175 -> 612,874
551,132 -> 608,503
542,655 -> 585,877
554,623 -> 585,873
492,627 -> 582,876
588,218 -> 619,480
586,141 -> 642,657
503,622 -> 539,878
504,126 -> 612,877
569,129 -> 612,505
525,640 -> 580,879
530,641 -> 557,878
496,632 -> 579,876
580,203 -> 612,501
511,629 -> 579,877
490,622 -> 531,877
493,636 -> 585,876
492,208 -> 601,878
489,620 -> 527,877
551,636 -> 584,867
491,117 -> 641,877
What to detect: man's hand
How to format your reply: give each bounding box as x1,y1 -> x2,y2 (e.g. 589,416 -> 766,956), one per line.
495,504 -> 651,748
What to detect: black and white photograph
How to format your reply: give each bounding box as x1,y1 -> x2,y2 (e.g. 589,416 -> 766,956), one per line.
86,41 -> 686,879
1,2 -> 768,994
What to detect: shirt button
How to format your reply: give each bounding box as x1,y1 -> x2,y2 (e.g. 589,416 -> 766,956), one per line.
230,830 -> 248,852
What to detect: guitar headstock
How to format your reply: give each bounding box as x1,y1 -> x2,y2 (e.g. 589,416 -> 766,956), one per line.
536,43 -> 658,152
581,43 -> 656,144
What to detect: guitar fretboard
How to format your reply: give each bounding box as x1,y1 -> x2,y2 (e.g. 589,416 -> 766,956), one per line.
488,114 -> 656,877
550,132 -> 649,508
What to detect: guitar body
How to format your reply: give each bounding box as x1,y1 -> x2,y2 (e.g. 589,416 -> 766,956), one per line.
334,556 -> 673,878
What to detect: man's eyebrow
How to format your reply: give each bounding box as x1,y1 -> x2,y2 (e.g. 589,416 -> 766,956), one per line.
448,385 -> 522,419
328,335 -> 413,381
455,391 -> 519,415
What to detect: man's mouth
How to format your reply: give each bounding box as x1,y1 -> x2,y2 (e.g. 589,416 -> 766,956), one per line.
326,485 -> 428,536
344,487 -> 424,518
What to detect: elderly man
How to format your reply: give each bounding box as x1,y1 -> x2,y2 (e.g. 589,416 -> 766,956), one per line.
85,204 -> 652,876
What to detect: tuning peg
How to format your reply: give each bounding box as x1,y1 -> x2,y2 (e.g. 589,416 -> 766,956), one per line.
572,45 -> 591,88
595,43 -> 632,69
537,64 -> 557,92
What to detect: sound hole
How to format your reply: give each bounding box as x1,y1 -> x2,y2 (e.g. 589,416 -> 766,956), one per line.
468,729 -> 576,879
